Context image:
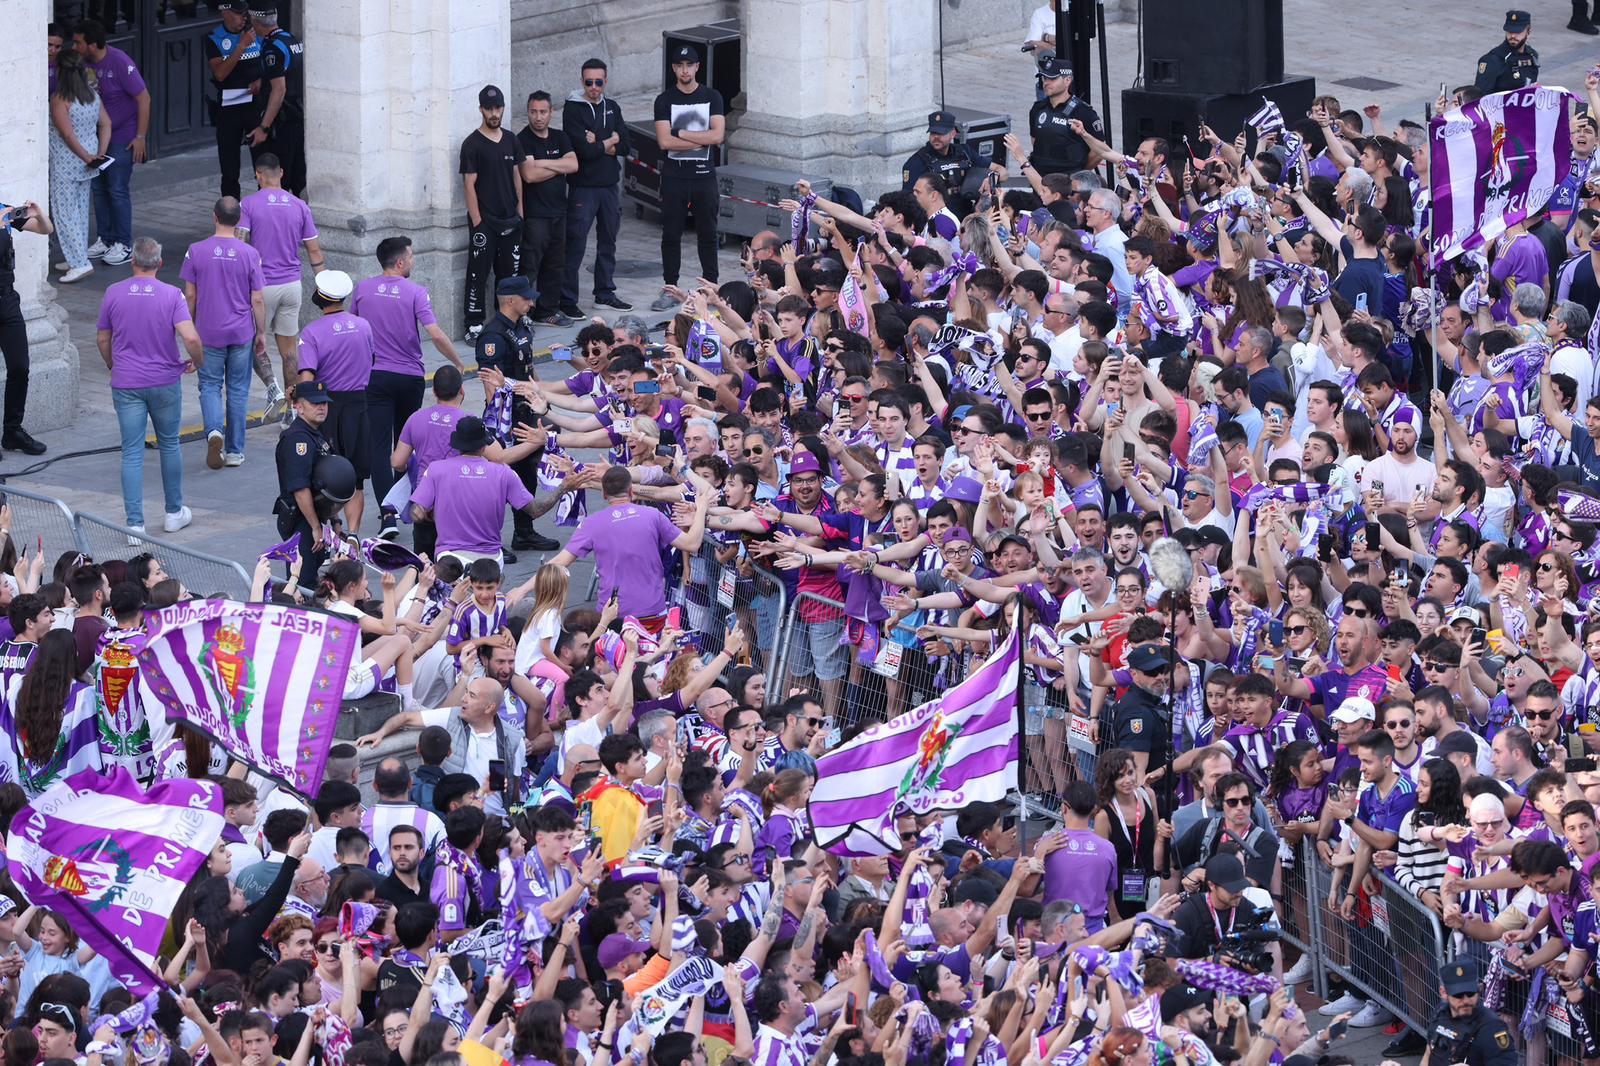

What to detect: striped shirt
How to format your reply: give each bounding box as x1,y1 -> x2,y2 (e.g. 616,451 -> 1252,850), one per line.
875,438 -> 918,492
448,596 -> 509,661
906,477 -> 948,509
751,1008 -> 817,1066
363,802 -> 446,876
1131,265 -> 1194,337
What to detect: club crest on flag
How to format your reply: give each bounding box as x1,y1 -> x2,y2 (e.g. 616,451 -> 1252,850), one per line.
43,837 -> 135,913
899,710 -> 965,804
200,623 -> 256,728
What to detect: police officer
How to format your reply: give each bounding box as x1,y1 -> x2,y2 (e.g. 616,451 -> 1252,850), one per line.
902,111 -> 981,195
1102,643 -> 1172,778
1025,56 -> 1104,178
1424,958 -> 1517,1066
274,379 -> 336,586
475,277 -> 555,555
0,202 -> 52,458
247,5 -> 306,197
205,1 -> 261,200
1474,11 -> 1540,94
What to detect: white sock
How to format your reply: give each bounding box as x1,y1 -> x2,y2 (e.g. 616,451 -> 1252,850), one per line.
399,682 -> 415,710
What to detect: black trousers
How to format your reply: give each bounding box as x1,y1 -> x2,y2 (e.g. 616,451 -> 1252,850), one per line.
659,173 -> 720,286
412,515 -> 437,560
464,217 -> 522,327
251,118 -> 305,197
213,103 -> 258,200
325,389 -> 371,482
521,214 -> 567,314
366,370 -> 424,501
0,290 -> 28,435
276,509 -> 329,591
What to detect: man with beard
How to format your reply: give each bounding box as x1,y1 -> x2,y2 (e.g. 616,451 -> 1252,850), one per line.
477,640 -> 553,764
1359,407 -> 1437,516
1273,614 -> 1390,715
460,84 -> 529,342
376,824 -> 427,908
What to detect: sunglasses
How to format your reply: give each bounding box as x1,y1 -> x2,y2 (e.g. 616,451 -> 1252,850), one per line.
825,343 -> 847,353
745,447 -> 765,457
900,831 -> 919,842
1025,410 -> 1052,420
723,854 -> 751,867
1346,607 -> 1371,618
1384,719 -> 1413,729
1527,709 -> 1558,721
1182,489 -> 1208,500
1285,624 -> 1309,636
1538,562 -> 1557,572
316,942 -> 339,956
1223,796 -> 1252,807
584,78 -> 606,87
1423,660 -> 1455,671
844,394 -> 867,403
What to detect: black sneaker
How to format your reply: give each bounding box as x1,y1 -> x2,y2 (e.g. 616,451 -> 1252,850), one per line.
501,548 -> 519,565
378,507 -> 400,541
558,302 -> 584,320
593,293 -> 633,310
531,311 -> 575,327
1382,1031 -> 1427,1057
512,532 -> 562,552
1,430 -> 45,456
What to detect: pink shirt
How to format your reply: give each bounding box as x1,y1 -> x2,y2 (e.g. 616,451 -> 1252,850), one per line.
179,236 -> 264,346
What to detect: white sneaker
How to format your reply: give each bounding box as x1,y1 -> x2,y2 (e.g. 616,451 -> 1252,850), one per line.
1282,954 -> 1314,985
101,242 -> 131,266
263,381 -> 287,422
223,452 -> 244,467
163,506 -> 193,533
59,265 -> 93,284
1317,992 -> 1365,1016
1348,1001 -> 1394,1028
206,430 -> 224,470
125,525 -> 145,546
87,238 -> 108,259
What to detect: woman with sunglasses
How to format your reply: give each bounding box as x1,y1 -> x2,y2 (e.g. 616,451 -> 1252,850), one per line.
308,916 -> 370,1026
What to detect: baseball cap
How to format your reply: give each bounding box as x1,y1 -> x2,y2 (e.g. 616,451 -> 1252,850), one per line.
952,878 -> 999,907
1447,605 -> 1483,626
1129,644 -> 1172,674
1204,853 -> 1249,893
1441,957 -> 1481,995
941,526 -> 975,545
670,44 -> 702,63
1330,696 -> 1377,724
1037,55 -> 1073,79
944,476 -> 984,504
991,531 -> 1032,555
496,275 -> 534,299
1435,731 -> 1480,758
313,269 -> 353,302
598,934 -> 651,970
927,110 -> 957,134
1159,984 -> 1209,1024
1504,9 -> 1531,31
789,450 -> 823,476
215,0 -> 247,11
293,379 -> 331,405
479,84 -> 506,108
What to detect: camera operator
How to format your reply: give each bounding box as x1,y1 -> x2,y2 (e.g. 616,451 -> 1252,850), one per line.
1173,853 -> 1259,960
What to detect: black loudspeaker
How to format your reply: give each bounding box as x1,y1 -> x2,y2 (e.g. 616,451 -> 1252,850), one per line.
1120,76 -> 1317,158
663,20 -> 743,110
1143,0 -> 1284,96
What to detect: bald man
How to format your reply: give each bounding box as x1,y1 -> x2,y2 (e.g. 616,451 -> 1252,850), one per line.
363,756 -> 446,876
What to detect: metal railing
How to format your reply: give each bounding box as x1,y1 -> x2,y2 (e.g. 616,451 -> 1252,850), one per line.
0,483 -> 252,600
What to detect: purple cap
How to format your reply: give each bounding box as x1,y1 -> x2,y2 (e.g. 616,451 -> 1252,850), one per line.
598,934 -> 651,970
945,476 -> 983,504
1390,406 -> 1421,431
789,451 -> 823,476
942,526 -> 975,545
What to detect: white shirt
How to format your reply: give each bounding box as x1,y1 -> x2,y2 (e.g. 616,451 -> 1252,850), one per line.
421,706 -> 496,782
514,608 -> 561,676
1048,325 -> 1084,376
307,825 -> 345,873
1552,341 -> 1594,412
1360,452 -> 1437,510
1025,4 -> 1058,44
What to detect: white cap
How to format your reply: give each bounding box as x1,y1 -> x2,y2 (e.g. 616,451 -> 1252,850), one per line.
314,269 -> 354,301
1330,695 -> 1376,724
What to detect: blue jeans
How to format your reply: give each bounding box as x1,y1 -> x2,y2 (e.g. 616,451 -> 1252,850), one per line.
199,343 -> 251,455
92,143 -> 134,248
113,383 -> 184,527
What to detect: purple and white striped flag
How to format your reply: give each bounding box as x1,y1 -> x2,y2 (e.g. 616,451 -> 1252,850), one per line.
808,614 -> 1020,855
839,270 -> 871,338
1559,488 -> 1600,522
136,600 -> 361,794
1246,98 -> 1285,137
1430,85 -> 1577,266
7,768 -> 224,996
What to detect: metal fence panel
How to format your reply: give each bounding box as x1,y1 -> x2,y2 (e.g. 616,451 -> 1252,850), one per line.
678,541 -> 787,675
74,510 -> 252,600
0,483 -> 89,573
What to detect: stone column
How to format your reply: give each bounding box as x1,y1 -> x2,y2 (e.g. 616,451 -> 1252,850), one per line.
0,0 -> 80,431
303,0 -> 512,340
735,0 -> 939,196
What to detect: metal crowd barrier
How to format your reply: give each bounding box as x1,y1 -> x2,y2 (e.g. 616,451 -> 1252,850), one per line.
677,540 -> 788,677
1278,839 -> 1329,1001
0,482 -> 253,600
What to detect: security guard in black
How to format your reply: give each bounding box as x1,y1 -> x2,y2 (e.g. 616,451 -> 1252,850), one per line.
275,380 -> 334,579
902,111 -> 982,192
205,1 -> 262,200
1103,644 -> 1173,771
1427,959 -> 1517,1066
1474,10 -> 1539,94
1027,55 -> 1103,177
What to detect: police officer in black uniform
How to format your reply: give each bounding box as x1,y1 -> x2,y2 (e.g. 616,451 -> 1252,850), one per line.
1102,643 -> 1173,776
1474,10 -> 1540,95
1424,958 -> 1517,1066
1025,56 -> 1104,178
248,5 -> 306,197
902,111 -> 983,195
474,277 -> 555,556
0,202 -> 52,458
205,1 -> 261,200
274,379 -> 339,586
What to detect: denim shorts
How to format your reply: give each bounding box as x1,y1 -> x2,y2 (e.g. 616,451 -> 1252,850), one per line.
788,617 -> 849,681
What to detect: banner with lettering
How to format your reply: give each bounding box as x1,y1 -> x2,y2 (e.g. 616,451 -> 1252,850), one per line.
8,769 -> 224,996
1429,85 -> 1576,265
137,600 -> 360,794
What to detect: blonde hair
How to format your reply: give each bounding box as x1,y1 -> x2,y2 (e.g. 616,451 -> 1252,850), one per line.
528,563 -> 569,625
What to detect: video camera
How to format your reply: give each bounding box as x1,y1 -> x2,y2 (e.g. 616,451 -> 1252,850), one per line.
1216,902 -> 1282,974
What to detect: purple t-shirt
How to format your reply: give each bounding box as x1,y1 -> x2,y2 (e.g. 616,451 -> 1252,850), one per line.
297,311 -> 375,392
1308,663 -> 1390,713
410,455 -> 533,554
1042,829 -> 1119,930
1355,774 -> 1417,833
239,189 -> 318,285
179,236 -> 264,346
1489,234 -> 1548,321
96,278 -> 192,390
350,275 -> 439,376
564,503 -> 685,619
398,403 -> 465,475
88,46 -> 147,144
